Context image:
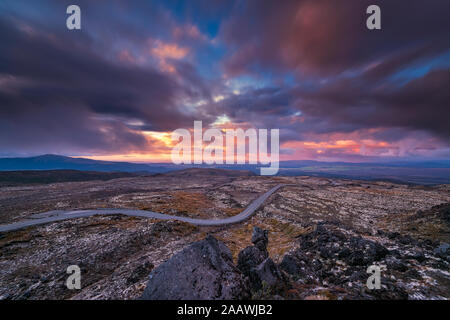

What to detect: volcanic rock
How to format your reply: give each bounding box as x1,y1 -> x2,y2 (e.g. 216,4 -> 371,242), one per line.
141,235 -> 249,300
237,227 -> 285,291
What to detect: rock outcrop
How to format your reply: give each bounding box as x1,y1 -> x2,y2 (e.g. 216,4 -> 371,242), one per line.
237,227 -> 285,292
137,220 -> 449,300
140,235 -> 249,300
141,227 -> 287,300
279,221 -> 449,300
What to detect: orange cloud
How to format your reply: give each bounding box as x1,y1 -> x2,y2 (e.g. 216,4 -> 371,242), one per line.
281,135 -> 399,160
151,41 -> 189,60
83,130 -> 176,163
150,40 -> 189,73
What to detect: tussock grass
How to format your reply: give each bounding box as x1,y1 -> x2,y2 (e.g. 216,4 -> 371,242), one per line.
214,217 -> 312,263
139,191 -> 214,218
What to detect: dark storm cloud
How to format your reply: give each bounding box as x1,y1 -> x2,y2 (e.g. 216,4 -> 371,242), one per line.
205,66 -> 450,144
221,0 -> 450,76
293,68 -> 450,139
0,13 -> 207,155
215,0 -> 450,145
210,87 -> 294,124
1,0 -> 449,159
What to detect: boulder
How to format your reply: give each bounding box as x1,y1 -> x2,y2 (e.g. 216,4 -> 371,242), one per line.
251,226 -> 269,251
237,227 -> 270,276
279,255 -> 302,275
140,235 -> 249,300
237,245 -> 268,276
251,258 -> 284,290
237,227 -> 285,291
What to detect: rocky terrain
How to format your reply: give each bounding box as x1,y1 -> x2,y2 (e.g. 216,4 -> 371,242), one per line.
0,169 -> 449,300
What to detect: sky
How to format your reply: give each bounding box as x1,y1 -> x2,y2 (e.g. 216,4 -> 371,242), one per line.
0,0 -> 449,163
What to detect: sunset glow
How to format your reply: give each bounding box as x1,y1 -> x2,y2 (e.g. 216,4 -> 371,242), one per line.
0,1 -> 449,163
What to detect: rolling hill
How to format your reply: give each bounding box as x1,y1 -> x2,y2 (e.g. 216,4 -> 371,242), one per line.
0,154 -> 168,173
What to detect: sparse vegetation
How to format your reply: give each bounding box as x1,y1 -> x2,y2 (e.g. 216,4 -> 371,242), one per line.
0,171 -> 449,300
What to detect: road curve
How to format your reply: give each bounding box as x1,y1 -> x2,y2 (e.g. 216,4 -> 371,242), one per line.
0,184 -> 290,233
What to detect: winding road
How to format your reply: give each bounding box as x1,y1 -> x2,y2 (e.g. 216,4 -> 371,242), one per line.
0,184 -> 290,233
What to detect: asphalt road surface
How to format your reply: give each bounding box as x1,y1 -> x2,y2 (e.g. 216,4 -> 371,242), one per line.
0,184 -> 290,232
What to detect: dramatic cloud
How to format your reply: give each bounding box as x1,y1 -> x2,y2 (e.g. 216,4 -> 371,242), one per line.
0,7 -> 209,156
221,0 -> 450,76
290,68 -> 450,139
0,0 -> 449,161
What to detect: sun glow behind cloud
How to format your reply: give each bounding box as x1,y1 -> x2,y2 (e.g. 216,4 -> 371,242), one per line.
1,1 -> 449,161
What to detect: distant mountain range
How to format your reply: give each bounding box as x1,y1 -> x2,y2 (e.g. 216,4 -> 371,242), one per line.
0,154 -> 168,173
0,154 -> 449,184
